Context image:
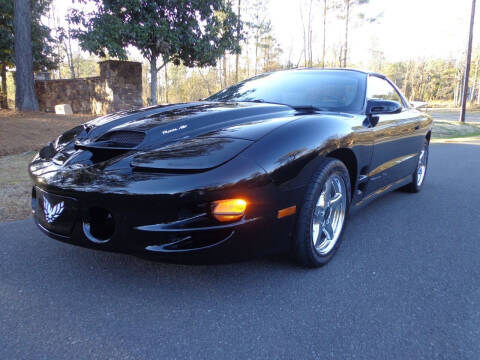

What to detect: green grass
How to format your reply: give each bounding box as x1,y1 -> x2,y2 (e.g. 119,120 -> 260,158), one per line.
432,120 -> 480,139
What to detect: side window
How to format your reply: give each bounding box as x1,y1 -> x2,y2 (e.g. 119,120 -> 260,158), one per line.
367,76 -> 403,106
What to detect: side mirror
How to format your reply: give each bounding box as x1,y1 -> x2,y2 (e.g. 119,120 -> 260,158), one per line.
366,99 -> 403,116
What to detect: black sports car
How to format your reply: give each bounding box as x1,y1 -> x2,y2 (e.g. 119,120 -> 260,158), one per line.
29,69 -> 432,267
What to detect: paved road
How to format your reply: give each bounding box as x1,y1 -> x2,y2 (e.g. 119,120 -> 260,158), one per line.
429,110 -> 480,122
1,143 -> 480,359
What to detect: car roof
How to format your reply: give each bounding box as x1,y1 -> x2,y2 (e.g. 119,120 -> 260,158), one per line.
271,67 -> 386,78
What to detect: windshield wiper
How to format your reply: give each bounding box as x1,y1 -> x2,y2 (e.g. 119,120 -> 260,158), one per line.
241,99 -> 289,106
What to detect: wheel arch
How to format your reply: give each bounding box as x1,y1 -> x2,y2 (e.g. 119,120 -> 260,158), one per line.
426,130 -> 432,143
326,148 -> 358,199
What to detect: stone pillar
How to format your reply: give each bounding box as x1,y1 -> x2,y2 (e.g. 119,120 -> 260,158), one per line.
97,60 -> 143,114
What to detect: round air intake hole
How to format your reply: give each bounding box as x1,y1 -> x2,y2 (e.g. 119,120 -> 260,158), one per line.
82,207 -> 115,244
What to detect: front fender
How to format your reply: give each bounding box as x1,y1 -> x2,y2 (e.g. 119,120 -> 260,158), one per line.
241,113 -> 373,194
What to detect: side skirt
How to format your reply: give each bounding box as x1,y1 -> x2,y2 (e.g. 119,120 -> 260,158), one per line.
349,175 -> 412,214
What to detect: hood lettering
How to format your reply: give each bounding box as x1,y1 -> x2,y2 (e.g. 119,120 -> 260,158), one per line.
162,125 -> 187,135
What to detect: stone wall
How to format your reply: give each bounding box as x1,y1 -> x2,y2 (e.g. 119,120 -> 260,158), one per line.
35,77 -> 100,113
35,60 -> 143,115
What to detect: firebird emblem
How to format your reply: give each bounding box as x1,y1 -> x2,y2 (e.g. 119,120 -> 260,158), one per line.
43,198 -> 64,224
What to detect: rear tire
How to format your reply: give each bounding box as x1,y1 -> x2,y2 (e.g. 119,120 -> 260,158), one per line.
403,139 -> 429,193
293,158 -> 351,267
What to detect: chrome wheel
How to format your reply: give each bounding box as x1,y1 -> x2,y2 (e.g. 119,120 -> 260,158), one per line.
312,174 -> 347,255
416,145 -> 428,186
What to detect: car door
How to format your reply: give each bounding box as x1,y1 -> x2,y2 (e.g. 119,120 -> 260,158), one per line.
365,76 -> 420,194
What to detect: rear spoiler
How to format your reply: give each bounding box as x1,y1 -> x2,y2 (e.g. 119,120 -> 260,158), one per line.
410,101 -> 427,110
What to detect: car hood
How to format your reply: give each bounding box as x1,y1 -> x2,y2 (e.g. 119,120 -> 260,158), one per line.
35,101 -> 298,173
77,101 -> 296,150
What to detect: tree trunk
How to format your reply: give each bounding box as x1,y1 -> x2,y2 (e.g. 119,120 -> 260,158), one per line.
343,0 -> 350,68
265,42 -> 270,71
454,74 -> 462,106
65,31 -> 76,79
223,55 -> 227,87
246,42 -> 250,77
235,0 -> 241,83
303,26 -> 307,67
255,38 -> 258,75
477,76 -> 480,103
322,0 -> 327,68
402,62 -> 411,98
150,57 -> 158,105
300,5 -> 307,68
0,63 -> 7,109
198,69 -> 212,95
14,0 -> 39,111
470,57 -> 479,102
164,62 -> 168,103
418,63 -> 426,100
308,0 -> 313,67
454,62 -> 464,106
453,62 -> 460,105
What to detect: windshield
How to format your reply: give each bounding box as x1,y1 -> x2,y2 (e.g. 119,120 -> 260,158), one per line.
207,70 -> 367,113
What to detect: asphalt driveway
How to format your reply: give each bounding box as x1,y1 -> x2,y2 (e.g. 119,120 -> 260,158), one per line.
1,142 -> 479,359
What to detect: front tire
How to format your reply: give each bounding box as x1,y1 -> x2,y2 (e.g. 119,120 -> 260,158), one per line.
293,158 -> 351,267
403,139 -> 429,193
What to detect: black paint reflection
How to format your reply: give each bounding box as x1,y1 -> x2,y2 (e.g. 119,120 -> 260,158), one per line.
132,137 -> 252,170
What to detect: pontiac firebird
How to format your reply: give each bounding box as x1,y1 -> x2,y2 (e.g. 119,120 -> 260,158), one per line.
29,69 -> 432,267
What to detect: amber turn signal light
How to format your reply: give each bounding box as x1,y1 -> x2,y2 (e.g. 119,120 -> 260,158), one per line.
212,199 -> 247,222
277,205 -> 296,219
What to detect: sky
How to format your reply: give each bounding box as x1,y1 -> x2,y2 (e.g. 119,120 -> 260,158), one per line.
51,0 -> 477,65
269,0 -> 475,64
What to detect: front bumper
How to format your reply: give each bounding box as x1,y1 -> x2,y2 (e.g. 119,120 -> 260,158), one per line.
32,182 -> 293,262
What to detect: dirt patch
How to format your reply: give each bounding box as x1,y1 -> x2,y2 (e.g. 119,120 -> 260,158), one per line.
0,109 -> 94,156
0,153 -> 34,222
0,110 -> 95,222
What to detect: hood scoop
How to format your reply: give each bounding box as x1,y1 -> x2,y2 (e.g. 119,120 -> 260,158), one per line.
73,130 -> 146,165
76,130 -> 145,151
96,130 -> 145,148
